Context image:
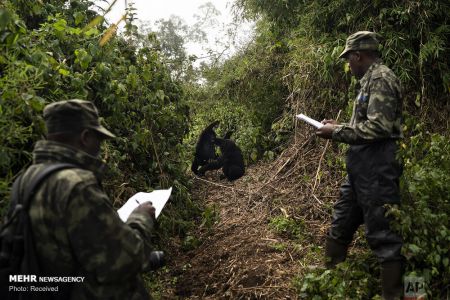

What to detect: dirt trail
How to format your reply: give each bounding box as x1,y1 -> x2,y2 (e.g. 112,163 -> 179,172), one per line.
159,133 -> 342,299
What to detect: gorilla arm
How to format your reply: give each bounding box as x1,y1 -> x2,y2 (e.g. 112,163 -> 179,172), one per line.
197,157 -> 224,176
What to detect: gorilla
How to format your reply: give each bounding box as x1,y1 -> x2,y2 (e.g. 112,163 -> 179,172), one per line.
222,130 -> 233,140
191,121 -> 220,175
197,135 -> 245,181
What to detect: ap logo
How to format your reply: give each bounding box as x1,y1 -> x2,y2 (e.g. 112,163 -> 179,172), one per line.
404,276 -> 426,300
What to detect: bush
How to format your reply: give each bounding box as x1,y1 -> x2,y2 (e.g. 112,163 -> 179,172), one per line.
388,126 -> 450,298
0,1 -> 195,238
294,254 -> 380,299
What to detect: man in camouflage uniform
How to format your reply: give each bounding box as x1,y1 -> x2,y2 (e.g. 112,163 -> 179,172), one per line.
316,31 -> 404,299
18,100 -> 156,299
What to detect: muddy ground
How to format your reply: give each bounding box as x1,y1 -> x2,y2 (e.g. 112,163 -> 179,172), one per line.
156,133 -> 346,299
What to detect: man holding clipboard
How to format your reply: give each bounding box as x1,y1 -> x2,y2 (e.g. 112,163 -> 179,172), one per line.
3,100 -> 157,299
315,31 -> 404,299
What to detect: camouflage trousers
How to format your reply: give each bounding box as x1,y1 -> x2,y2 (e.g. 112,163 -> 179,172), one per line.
328,140 -> 404,263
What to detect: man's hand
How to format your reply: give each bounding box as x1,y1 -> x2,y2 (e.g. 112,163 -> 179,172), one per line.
316,123 -> 336,139
132,202 -> 156,221
321,119 -> 337,125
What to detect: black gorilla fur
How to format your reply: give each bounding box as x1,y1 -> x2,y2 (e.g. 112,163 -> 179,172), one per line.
223,130 -> 233,139
198,136 -> 245,181
191,121 -> 219,175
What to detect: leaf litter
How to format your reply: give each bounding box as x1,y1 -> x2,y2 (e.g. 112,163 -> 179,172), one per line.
158,127 -> 349,299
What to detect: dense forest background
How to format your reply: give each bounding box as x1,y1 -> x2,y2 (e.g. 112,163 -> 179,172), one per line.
0,0 -> 448,298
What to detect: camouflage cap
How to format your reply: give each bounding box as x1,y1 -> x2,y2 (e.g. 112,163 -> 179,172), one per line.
43,99 -> 115,138
339,31 -> 381,59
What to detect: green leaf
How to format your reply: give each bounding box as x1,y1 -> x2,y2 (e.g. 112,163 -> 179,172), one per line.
73,12 -> 84,26
53,19 -> 67,32
443,257 -> 449,267
156,89 -> 165,101
415,93 -> 421,107
58,68 -> 70,76
74,49 -> 92,70
0,8 -> 12,30
408,244 -> 421,254
68,27 -> 82,35
0,54 -> 7,64
84,15 -> 103,31
250,150 -> 258,162
84,27 -> 98,37
6,33 -> 19,46
29,97 -> 46,112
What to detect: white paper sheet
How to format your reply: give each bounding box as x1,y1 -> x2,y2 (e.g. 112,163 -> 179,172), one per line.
117,187 -> 172,222
296,113 -> 323,129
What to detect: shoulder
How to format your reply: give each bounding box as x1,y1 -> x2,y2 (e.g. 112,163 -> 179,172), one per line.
371,64 -> 398,82
370,64 -> 401,93
53,168 -> 98,188
33,167 -> 99,200
23,165 -> 103,213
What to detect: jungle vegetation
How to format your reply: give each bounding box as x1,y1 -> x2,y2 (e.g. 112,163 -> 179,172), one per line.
0,0 -> 448,298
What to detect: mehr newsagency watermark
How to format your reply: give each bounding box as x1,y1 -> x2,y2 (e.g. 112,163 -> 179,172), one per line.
8,274 -> 85,293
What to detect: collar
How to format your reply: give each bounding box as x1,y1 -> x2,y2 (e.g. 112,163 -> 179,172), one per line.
359,58 -> 383,87
33,140 -> 106,180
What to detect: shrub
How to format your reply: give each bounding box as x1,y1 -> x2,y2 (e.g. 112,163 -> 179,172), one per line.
0,1 -> 194,239
388,126 -> 450,298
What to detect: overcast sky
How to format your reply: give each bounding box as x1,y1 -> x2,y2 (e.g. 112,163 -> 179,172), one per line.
105,0 -> 233,24
100,0 -> 254,61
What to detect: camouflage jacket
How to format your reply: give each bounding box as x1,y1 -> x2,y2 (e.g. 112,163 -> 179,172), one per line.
18,140 -> 153,299
332,59 -> 403,144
